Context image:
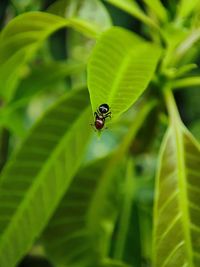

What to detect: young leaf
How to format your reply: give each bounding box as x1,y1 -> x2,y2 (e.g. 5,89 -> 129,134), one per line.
173,28 -> 200,64
104,0 -> 156,28
177,0 -> 199,20
142,0 -> 168,22
166,63 -> 197,79
153,90 -> 200,267
88,27 -> 161,119
173,76 -> 200,90
42,99 -> 156,267
0,88 -> 91,267
0,11 -> 98,102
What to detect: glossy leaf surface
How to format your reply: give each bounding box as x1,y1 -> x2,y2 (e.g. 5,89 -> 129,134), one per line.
0,89 -> 91,267
88,27 -> 161,119
153,124 -> 200,267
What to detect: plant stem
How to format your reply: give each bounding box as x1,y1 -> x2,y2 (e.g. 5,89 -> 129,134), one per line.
174,29 -> 200,64
173,77 -> 200,89
163,85 -> 181,126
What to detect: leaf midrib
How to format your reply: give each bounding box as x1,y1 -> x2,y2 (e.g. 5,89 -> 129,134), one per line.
107,44 -> 144,105
173,122 -> 194,267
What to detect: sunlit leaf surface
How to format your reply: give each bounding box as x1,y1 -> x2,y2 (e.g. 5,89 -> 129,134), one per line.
143,0 -> 167,22
177,0 -> 199,19
88,27 -> 161,119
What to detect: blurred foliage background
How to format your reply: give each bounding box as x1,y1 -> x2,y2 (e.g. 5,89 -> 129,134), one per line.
0,1 -> 199,267
1,0 -> 199,143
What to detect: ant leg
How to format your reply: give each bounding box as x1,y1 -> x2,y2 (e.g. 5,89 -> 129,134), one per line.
94,112 -> 98,120
90,123 -> 97,132
94,111 -> 100,118
105,112 -> 112,119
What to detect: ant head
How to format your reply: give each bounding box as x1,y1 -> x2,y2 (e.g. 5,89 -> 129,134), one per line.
99,103 -> 109,114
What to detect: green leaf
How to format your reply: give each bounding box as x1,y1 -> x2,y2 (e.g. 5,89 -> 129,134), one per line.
173,76 -> 200,90
0,61 -> 85,136
0,49 -> 27,102
43,156 -> 121,267
0,109 -> 27,137
88,27 -> 161,119
42,99 -> 156,267
143,0 -> 168,22
164,64 -> 197,79
48,0 -> 112,31
104,0 -> 157,28
14,61 -> 85,103
49,0 -> 112,88
0,88 -> 91,267
174,64 -> 198,77
190,121 -> 200,142
173,28 -> 200,64
113,159 -> 136,262
0,11 -> 98,102
99,258 -> 131,267
153,90 -> 200,267
177,0 -> 199,20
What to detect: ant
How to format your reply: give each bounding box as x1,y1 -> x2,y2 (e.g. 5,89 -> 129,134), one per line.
93,103 -> 111,131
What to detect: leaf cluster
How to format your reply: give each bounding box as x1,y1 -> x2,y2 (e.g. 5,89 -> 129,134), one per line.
0,1 -> 199,267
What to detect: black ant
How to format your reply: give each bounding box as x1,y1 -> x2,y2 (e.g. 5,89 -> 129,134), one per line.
93,103 -> 111,130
